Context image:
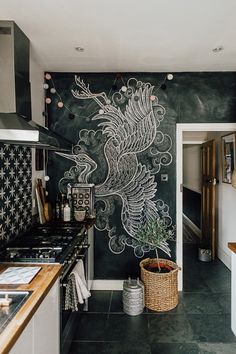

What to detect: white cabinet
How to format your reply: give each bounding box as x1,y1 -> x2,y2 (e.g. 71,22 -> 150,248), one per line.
10,279 -> 60,354
231,250 -> 236,335
34,279 -> 60,354
10,317 -> 34,354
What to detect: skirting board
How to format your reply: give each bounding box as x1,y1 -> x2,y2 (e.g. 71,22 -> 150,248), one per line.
217,245 -> 231,270
91,280 -> 124,290
91,279 -> 182,291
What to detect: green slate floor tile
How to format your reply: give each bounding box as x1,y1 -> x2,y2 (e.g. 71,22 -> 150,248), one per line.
105,341 -> 151,354
188,314 -> 236,343
110,291 -> 123,313
87,290 -> 111,313
181,292 -> 226,315
68,341 -> 106,354
198,342 -> 236,354
150,342 -> 200,354
148,314 -> 194,343
72,313 -> 108,341
105,314 -> 149,342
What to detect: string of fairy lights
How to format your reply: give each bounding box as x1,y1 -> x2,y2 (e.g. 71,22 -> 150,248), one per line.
43,72 -> 174,119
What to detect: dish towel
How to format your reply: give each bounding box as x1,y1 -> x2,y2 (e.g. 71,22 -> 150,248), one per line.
65,259 -> 91,311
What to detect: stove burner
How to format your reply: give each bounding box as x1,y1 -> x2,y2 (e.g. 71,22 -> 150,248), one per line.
6,246 -> 63,262
0,222 -> 86,264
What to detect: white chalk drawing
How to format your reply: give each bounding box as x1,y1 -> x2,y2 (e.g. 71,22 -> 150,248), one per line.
57,77 -> 174,257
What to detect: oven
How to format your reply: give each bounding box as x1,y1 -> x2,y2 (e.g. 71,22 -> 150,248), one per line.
0,222 -> 94,353
60,231 -> 90,341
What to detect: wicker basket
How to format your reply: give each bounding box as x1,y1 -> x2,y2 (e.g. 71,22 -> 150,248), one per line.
140,258 -> 180,312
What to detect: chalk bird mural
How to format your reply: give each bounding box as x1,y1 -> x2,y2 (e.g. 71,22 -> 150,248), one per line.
57,76 -> 174,257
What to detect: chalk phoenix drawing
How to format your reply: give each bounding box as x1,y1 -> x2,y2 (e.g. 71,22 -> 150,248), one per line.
57,77 -> 174,257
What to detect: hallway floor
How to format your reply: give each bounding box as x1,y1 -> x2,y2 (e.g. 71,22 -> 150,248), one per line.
65,243 -> 235,354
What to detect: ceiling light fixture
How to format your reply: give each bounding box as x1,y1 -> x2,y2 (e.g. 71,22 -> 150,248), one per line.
212,45 -> 224,53
75,46 -> 85,52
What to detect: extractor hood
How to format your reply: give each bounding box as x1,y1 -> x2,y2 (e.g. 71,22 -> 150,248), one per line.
0,113 -> 71,151
0,20 -> 71,152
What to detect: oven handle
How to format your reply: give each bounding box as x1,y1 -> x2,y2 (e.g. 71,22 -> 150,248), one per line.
60,245 -> 90,284
61,253 -> 86,287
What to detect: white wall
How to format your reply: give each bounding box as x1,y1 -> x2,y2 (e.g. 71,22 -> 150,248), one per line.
183,144 -> 202,193
30,50 -> 45,216
207,131 -> 236,269
183,131 -> 208,144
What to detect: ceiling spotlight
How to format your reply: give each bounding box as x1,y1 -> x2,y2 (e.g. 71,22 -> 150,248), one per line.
212,45 -> 224,53
75,47 -> 85,52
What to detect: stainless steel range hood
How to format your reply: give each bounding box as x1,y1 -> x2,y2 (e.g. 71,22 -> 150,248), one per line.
0,113 -> 71,151
0,20 -> 71,152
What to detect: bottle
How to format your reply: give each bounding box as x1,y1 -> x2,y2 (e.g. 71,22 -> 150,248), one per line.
60,193 -> 66,219
63,202 -> 71,221
55,194 -> 61,220
60,193 -> 66,207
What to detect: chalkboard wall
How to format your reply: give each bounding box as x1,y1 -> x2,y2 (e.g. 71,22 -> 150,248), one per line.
45,72 -> 236,279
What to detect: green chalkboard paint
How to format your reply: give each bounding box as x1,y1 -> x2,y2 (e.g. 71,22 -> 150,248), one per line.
46,72 -> 236,279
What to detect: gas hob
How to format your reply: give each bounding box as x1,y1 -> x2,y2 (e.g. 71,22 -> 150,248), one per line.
0,222 -> 86,264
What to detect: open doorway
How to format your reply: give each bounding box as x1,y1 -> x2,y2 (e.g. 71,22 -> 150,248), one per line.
176,123 -> 236,291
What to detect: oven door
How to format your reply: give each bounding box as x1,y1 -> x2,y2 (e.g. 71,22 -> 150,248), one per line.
60,244 -> 89,353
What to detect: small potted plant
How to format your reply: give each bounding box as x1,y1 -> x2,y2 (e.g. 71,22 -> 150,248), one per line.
137,218 -> 175,272
137,217 -> 180,312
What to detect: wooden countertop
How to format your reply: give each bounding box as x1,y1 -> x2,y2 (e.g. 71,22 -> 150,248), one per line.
0,263 -> 62,354
228,243 -> 236,254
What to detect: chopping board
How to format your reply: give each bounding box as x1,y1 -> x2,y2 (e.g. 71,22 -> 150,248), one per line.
36,179 -> 53,223
0,267 -> 41,284
35,181 -> 46,224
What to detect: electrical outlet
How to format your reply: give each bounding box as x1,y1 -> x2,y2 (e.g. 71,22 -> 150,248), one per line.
161,174 -> 168,182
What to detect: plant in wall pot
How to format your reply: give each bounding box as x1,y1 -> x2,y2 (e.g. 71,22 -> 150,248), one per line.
137,218 -> 180,312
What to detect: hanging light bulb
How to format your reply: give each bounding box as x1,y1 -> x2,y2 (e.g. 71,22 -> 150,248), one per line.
45,73 -> 51,80
50,88 -> 56,94
121,86 -> 127,92
45,98 -> 51,104
99,109 -> 104,114
167,74 -> 173,80
43,83 -> 49,89
57,101 -> 64,108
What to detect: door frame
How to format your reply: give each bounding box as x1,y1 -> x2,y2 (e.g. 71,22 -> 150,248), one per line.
176,123 -> 236,291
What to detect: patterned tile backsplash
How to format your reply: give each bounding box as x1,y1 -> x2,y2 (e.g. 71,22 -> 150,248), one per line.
0,143 -> 32,243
